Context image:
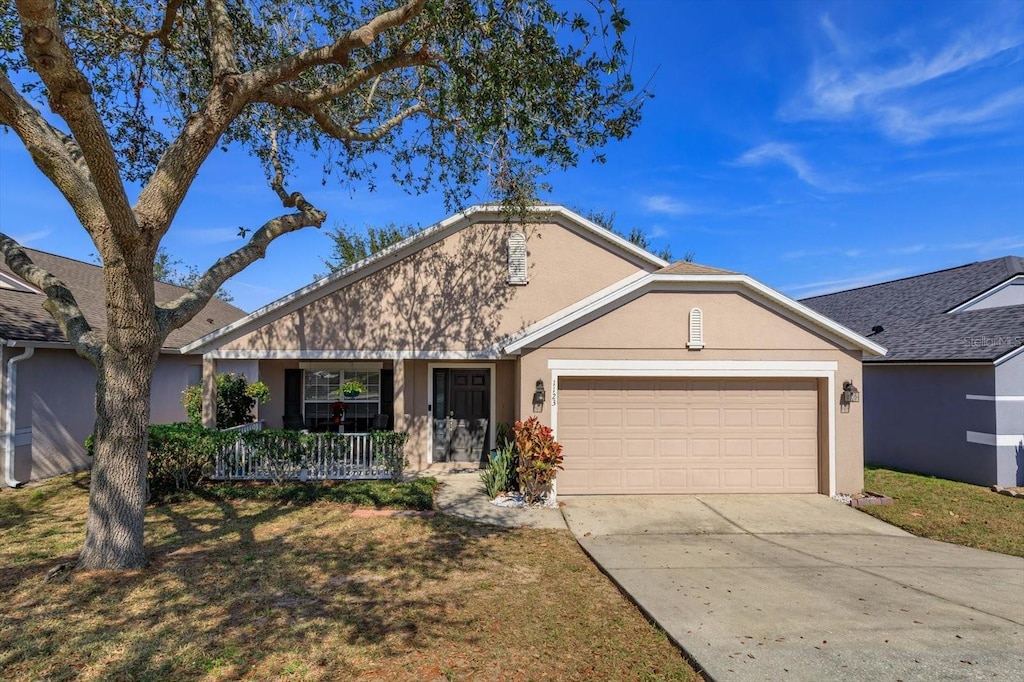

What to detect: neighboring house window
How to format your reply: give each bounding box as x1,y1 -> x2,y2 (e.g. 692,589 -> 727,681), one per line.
303,369 -> 380,431
687,307 -> 704,349
507,232 -> 528,284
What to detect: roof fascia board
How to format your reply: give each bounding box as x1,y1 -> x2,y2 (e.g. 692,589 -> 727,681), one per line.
205,348 -> 503,361
522,205 -> 669,269
946,274 -> 1024,313
995,342 -> 1024,366
182,204 -> 667,354
0,270 -> 43,294
867,360 -> 995,367
504,273 -> 886,356
181,208 -> 480,353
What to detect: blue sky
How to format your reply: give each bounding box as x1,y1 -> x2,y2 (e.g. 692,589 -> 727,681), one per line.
1,0 -> 1022,312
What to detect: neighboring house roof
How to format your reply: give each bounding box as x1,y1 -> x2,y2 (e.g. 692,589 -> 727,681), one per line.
502,269 -> 887,357
802,256 -> 1024,363
182,204 -> 670,354
0,248 -> 247,351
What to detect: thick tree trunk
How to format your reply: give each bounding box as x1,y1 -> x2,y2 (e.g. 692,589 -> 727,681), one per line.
77,258 -> 161,570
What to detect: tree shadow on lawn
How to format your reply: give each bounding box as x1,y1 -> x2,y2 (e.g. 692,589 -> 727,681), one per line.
0,486 -> 520,680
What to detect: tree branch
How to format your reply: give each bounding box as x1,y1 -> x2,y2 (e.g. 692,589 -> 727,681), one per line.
304,101 -> 431,143
0,71 -> 107,232
0,234 -> 102,362
206,0 -> 239,78
156,134 -> 326,334
15,0 -> 137,244
243,0 -> 428,91
257,51 -> 432,108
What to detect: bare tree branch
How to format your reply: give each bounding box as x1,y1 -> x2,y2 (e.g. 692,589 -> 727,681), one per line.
0,234 -> 102,362
14,0 -> 137,246
0,71 -> 107,232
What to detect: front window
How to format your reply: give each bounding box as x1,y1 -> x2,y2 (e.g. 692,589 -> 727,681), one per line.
303,369 -> 381,432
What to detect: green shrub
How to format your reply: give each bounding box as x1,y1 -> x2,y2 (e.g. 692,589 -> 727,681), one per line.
240,429 -> 306,484
146,423 -> 235,501
481,441 -> 518,498
182,373 -> 270,428
513,417 -> 564,504
372,430 -> 410,481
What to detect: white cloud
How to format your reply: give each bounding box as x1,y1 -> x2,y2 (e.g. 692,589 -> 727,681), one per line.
787,8 -> 1024,143
784,268 -> 912,298
734,142 -> 850,191
641,194 -> 693,216
9,229 -> 52,245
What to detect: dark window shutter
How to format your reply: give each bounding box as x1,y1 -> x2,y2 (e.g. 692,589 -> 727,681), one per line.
379,369 -> 394,429
284,369 -> 302,417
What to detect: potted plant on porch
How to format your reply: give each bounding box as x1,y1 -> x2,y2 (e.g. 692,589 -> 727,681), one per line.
339,379 -> 365,399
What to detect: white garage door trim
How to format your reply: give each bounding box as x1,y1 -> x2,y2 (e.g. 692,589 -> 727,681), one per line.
548,360 -> 838,496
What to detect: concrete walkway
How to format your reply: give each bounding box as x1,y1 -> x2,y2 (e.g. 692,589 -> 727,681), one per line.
429,471 -> 567,530
561,494 -> 1024,681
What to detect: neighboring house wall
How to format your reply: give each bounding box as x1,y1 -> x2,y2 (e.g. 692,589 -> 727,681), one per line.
995,352 -> 1024,486
2,348 -> 195,484
863,364 -> 998,486
221,220 -> 649,353
517,290 -> 867,493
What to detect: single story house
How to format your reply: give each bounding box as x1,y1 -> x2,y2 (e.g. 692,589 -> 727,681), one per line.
1,249 -> 246,486
185,205 -> 885,496
803,257 -> 1024,487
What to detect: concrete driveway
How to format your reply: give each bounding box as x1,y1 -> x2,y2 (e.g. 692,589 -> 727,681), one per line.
561,495 -> 1024,681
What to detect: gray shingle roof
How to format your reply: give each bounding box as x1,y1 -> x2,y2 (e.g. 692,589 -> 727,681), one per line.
0,249 -> 246,351
801,256 -> 1024,362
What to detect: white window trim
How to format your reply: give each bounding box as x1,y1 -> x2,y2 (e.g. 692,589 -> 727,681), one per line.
546,359 -> 838,497
302,367 -> 382,430
966,431 -> 1024,447
426,362 -> 497,464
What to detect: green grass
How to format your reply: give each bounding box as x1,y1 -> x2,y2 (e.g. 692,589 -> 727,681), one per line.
861,467 -> 1024,557
0,474 -> 698,681
200,476 -> 438,508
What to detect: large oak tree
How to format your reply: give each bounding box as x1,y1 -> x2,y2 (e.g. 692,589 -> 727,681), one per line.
0,0 -> 643,569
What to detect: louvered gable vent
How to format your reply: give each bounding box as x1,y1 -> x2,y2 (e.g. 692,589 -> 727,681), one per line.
507,232 -> 528,284
687,307 -> 704,349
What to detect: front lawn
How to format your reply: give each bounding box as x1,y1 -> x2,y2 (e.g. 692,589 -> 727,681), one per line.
0,474 -> 698,681
861,467 -> 1024,557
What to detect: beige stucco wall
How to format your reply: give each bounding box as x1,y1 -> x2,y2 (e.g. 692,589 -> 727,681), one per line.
222,220 -> 649,353
2,348 -> 194,484
516,289 -> 867,494
398,358 -> 517,469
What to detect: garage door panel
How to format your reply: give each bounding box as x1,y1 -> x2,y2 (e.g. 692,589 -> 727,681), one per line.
691,409 -> 721,427
756,408 -> 785,427
626,408 -> 656,427
591,439 -> 622,457
558,377 -> 819,494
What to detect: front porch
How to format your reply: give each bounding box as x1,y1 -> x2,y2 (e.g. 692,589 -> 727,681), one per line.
202,356 -> 518,471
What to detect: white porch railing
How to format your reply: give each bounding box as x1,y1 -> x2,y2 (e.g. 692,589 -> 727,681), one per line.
222,420 -> 265,435
213,429 -> 392,481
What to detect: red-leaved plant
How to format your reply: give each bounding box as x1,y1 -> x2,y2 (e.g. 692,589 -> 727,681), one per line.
513,417 -> 564,504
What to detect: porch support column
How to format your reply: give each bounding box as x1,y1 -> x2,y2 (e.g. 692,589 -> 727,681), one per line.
202,355 -> 217,429
392,357 -> 405,432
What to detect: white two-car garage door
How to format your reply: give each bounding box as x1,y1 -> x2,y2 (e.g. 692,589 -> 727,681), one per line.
556,377 -> 820,494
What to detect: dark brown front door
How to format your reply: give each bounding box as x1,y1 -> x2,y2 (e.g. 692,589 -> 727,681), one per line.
432,368 -> 490,463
